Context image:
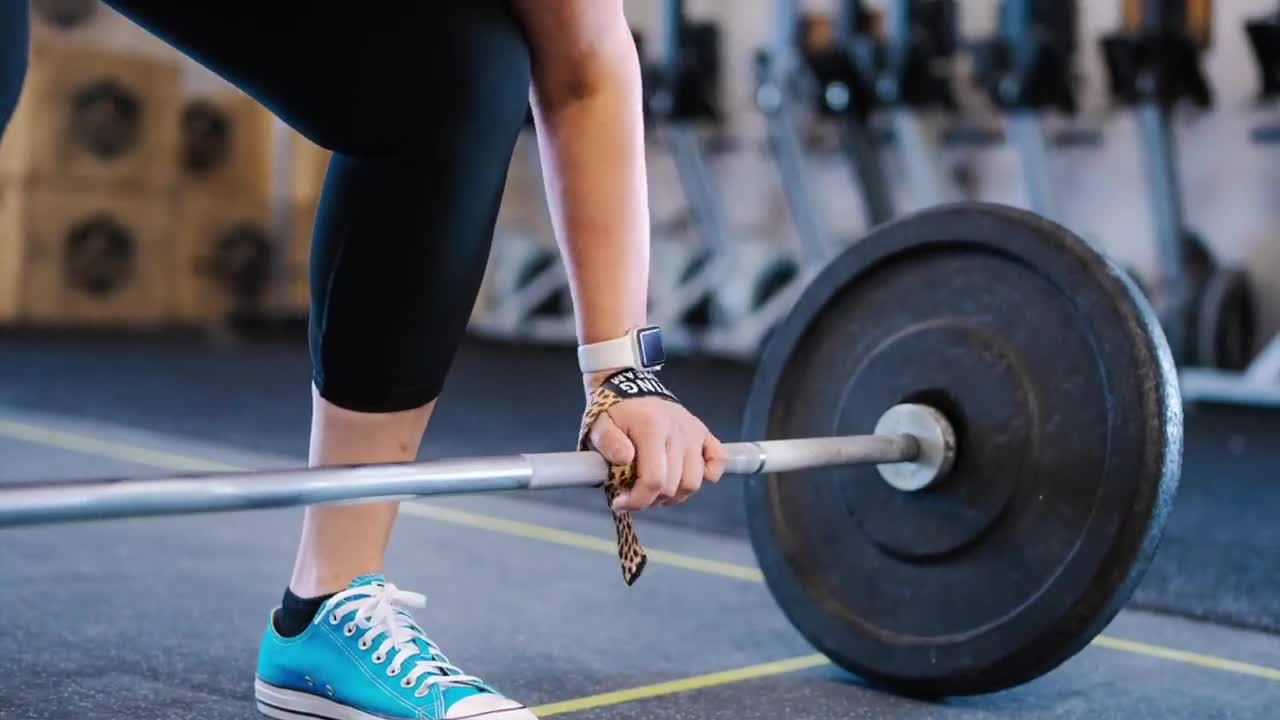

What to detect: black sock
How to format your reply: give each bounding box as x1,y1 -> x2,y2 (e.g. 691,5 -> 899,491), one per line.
273,588 -> 335,638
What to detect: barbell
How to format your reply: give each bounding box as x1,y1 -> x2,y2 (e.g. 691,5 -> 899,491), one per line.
0,404 -> 943,526
0,204 -> 1183,698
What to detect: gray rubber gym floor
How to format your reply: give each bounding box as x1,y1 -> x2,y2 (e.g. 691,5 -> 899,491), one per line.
2,406 -> 1278,719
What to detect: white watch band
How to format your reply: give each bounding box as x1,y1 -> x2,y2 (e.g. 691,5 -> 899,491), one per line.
578,334 -> 638,373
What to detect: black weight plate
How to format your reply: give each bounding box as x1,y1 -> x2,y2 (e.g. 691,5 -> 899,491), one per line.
752,257 -> 799,310
1194,266 -> 1256,371
1147,233 -> 1215,364
743,203 -> 1181,696
1182,231 -> 1214,290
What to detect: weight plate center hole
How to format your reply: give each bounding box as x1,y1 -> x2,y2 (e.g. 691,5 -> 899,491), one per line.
873,394 -> 963,494
901,389 -> 966,477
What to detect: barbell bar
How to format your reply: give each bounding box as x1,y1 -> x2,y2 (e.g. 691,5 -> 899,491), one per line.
0,404 -> 954,530
0,204 -> 1185,699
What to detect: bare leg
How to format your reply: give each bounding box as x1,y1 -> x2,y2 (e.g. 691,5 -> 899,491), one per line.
288,386 -> 435,598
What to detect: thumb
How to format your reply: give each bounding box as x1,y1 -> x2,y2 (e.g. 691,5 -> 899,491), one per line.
589,412 -> 636,467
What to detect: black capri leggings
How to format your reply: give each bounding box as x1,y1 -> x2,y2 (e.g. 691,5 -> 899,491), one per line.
0,2 -> 533,412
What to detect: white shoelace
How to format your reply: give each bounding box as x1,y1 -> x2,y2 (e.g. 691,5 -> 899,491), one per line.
316,582 -> 482,697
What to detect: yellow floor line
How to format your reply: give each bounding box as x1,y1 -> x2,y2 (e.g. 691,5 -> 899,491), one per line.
5,416 -> 1280,701
399,503 -> 766,583
1092,635 -> 1280,682
0,419 -> 240,473
530,654 -> 830,717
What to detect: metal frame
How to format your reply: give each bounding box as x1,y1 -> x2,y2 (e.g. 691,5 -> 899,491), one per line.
839,119 -> 897,227
649,122 -> 734,351
983,1 -> 1078,228
714,0 -> 958,358
647,0 -> 813,359
644,0 -> 725,350
1135,103 -> 1192,311
1006,111 -> 1062,223
1182,338 -> 1280,407
469,138 -> 577,345
882,0 -> 964,210
698,0 -> 966,358
891,109 -> 963,207
1115,5 -> 1280,408
758,0 -> 839,258
828,0 -> 896,227
760,0 -> 895,248
1179,22 -> 1280,407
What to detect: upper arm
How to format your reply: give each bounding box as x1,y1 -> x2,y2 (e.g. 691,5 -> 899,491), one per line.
509,0 -> 639,99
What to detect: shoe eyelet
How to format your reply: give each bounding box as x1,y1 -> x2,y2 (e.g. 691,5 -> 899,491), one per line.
329,613 -> 339,625
304,676 -> 314,688
358,638 -> 371,651
372,652 -> 386,664
325,685 -> 335,697
400,677 -> 414,689
343,623 -> 356,637
386,666 -> 400,677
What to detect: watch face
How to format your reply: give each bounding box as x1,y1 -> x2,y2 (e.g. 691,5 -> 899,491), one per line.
637,326 -> 666,368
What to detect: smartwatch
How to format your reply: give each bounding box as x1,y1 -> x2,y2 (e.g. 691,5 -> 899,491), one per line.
578,325 -> 667,373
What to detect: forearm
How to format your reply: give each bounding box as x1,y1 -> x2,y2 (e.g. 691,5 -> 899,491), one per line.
529,29 -> 650,348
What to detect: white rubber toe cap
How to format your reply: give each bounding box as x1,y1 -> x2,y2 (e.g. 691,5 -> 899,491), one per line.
445,693 -> 537,719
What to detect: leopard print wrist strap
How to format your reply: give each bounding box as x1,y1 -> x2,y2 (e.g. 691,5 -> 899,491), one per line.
576,369 -> 680,586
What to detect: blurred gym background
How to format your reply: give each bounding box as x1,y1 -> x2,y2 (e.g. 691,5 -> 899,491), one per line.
1,0 -> 1279,632
2,0 -> 1277,350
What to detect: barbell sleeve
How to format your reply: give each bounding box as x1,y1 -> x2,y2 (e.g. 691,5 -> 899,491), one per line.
0,433 -> 920,529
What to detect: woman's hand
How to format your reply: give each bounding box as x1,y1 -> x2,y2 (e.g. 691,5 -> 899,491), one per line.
586,384 -> 728,512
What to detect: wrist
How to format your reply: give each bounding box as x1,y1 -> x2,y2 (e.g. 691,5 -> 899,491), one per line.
583,370 -> 614,395
582,367 -> 678,403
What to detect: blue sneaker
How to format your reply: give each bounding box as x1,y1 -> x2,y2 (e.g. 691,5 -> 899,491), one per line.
255,574 -> 534,720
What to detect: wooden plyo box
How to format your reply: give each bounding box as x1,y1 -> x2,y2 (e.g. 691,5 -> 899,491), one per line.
172,189 -> 275,324
179,90 -> 275,199
0,42 -> 181,188
289,134 -> 331,204
0,183 -> 175,327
